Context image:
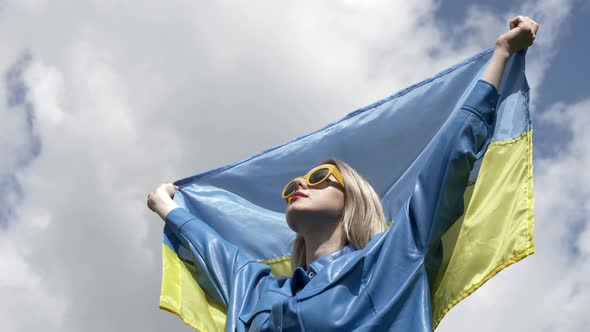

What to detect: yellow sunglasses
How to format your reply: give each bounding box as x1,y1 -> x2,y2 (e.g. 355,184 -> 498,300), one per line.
282,164 -> 345,202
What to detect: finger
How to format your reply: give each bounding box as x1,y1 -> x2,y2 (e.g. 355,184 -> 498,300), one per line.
510,16 -> 524,29
515,17 -> 533,32
164,183 -> 179,197
526,18 -> 537,41
518,15 -> 528,28
509,16 -> 519,29
147,194 -> 153,210
519,16 -> 531,27
532,21 -> 539,34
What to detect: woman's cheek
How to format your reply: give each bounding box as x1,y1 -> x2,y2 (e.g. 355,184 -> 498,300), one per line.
317,193 -> 345,216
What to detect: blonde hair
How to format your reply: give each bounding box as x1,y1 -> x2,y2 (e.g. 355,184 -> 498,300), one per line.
290,159 -> 386,270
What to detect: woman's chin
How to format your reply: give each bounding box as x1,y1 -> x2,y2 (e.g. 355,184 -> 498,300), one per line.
286,203 -> 318,221
286,206 -> 314,231
286,205 -> 342,230
286,198 -> 309,212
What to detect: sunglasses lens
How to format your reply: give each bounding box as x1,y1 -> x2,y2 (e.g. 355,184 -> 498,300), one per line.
309,168 -> 330,185
283,181 -> 297,197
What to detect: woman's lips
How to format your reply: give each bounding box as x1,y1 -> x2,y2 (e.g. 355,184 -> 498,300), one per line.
290,193 -> 307,202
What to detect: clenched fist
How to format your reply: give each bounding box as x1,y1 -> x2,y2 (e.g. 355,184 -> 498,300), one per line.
147,182 -> 181,222
496,15 -> 539,56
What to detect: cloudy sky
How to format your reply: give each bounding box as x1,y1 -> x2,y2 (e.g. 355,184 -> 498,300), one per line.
1,0 -> 589,331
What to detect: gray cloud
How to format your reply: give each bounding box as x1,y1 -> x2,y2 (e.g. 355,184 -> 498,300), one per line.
1,52 -> 39,227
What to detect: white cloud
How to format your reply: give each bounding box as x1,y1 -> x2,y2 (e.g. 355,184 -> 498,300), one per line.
0,0 -> 580,331
25,61 -> 65,127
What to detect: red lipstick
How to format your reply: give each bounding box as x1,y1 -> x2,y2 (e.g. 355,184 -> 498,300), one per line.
290,192 -> 308,201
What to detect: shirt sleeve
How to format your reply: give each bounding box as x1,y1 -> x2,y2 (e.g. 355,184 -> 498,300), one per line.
165,207 -> 254,308
396,79 -> 499,252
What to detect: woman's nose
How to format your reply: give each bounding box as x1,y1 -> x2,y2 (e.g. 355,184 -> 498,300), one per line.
292,177 -> 308,189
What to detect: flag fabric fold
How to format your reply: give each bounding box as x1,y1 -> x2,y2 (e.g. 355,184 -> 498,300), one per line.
159,48 -> 534,331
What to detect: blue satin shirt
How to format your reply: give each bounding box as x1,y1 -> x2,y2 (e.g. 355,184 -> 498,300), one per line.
166,80 -> 499,331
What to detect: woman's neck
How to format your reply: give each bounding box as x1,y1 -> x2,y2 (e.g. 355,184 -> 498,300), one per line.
303,223 -> 346,267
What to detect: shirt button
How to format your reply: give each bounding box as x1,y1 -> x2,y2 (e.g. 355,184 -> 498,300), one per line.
308,271 -> 315,278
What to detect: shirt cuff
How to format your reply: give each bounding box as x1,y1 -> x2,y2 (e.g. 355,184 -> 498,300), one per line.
165,207 -> 196,234
462,79 -> 500,126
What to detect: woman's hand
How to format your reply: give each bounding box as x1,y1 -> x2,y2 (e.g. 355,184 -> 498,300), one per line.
147,182 -> 181,222
481,15 -> 539,90
496,16 -> 539,57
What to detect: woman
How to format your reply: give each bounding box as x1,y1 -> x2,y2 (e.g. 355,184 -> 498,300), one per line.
148,16 -> 538,331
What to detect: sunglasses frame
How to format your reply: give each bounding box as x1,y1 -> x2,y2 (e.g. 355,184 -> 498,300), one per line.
282,164 -> 345,202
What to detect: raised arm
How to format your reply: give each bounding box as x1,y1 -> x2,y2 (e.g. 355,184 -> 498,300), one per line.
402,80 -> 498,251
148,183 -> 253,308
392,16 -> 539,251
481,15 -> 539,89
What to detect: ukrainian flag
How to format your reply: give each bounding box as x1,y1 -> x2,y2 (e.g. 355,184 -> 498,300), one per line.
159,48 -> 534,331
